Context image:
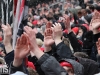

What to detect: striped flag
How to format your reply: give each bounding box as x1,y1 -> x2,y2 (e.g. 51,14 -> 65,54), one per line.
1,0 -> 13,25
13,0 -> 29,49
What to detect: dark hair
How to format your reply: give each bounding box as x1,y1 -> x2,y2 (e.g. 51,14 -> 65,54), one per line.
89,5 -> 95,12
86,9 -> 91,14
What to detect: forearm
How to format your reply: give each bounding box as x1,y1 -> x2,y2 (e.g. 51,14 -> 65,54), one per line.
3,36 -> 12,54
44,46 -> 52,52
37,53 -> 68,75
5,44 -> 12,54
13,58 -> 23,67
32,47 -> 44,59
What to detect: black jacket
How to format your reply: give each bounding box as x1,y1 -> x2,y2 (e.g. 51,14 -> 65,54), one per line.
67,32 -> 82,52
77,57 -> 99,75
11,54 -> 68,75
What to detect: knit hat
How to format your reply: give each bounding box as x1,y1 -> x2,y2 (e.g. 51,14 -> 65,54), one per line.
27,61 -> 35,70
60,61 -> 73,69
63,29 -> 68,34
72,27 -> 79,35
82,24 -> 89,31
32,20 -> 38,26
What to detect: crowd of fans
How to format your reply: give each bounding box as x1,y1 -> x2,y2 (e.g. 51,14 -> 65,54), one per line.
1,0 -> 100,75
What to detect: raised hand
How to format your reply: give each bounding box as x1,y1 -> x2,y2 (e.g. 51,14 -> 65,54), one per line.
44,22 -> 54,46
63,14 -> 71,33
2,24 -> 12,54
13,34 -> 30,67
53,23 -> 62,45
2,24 -> 12,37
24,26 -> 38,51
14,34 -> 30,60
90,11 -> 100,30
96,38 -> 100,55
44,22 -> 54,52
24,26 -> 44,59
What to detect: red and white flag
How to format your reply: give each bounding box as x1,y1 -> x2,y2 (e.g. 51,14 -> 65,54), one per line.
13,0 -> 29,49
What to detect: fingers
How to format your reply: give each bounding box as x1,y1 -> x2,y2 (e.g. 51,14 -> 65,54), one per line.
53,23 -> 62,29
6,24 -> 11,28
46,22 -> 52,28
24,32 -> 30,45
24,26 -> 30,34
45,28 -> 53,36
20,34 -> 26,44
16,37 -> 21,46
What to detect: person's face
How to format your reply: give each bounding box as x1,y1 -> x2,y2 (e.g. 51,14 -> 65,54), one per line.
43,18 -> 48,24
77,29 -> 83,37
0,47 -> 5,57
78,14 -> 82,18
63,66 -> 74,75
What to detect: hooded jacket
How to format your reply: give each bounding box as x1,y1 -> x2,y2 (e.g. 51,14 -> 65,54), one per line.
60,59 -> 84,75
10,53 -> 68,75
77,57 -> 99,75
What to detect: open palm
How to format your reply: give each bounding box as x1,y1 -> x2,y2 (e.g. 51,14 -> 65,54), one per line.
44,28 -> 54,46
15,34 -> 30,60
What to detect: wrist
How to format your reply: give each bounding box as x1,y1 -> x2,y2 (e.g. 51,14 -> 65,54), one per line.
13,58 -> 23,67
93,29 -> 100,34
31,47 -> 44,59
68,28 -> 72,34
44,46 -> 51,52
55,38 -> 62,46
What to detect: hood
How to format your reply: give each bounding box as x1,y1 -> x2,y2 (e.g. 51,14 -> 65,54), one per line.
77,57 -> 99,75
60,59 -> 84,75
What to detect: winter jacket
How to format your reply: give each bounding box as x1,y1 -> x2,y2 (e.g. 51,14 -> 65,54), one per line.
5,50 -> 14,67
90,33 -> 100,61
56,42 -> 74,59
11,53 -> 68,75
59,58 -> 84,75
67,31 -> 82,52
77,57 -> 99,75
28,41 -> 74,75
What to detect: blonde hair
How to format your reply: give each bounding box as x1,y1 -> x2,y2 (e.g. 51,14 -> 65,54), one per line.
27,67 -> 38,75
36,39 -> 43,47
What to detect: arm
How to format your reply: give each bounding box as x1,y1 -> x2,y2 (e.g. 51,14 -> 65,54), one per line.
10,34 -> 30,74
2,24 -> 13,66
24,26 -> 68,75
67,32 -> 82,52
2,24 -> 12,54
53,23 -> 73,59
63,14 -> 82,52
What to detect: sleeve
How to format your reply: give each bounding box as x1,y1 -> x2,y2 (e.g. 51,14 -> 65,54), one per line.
10,62 -> 28,74
67,32 -> 82,52
56,42 -> 74,59
37,53 -> 68,75
4,50 -> 14,67
93,33 -> 100,43
28,56 -> 45,75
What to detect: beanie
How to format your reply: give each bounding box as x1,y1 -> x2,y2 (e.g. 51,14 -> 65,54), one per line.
27,61 -> 35,70
60,61 -> 73,69
72,27 -> 79,35
32,20 -> 38,26
82,24 -> 89,31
